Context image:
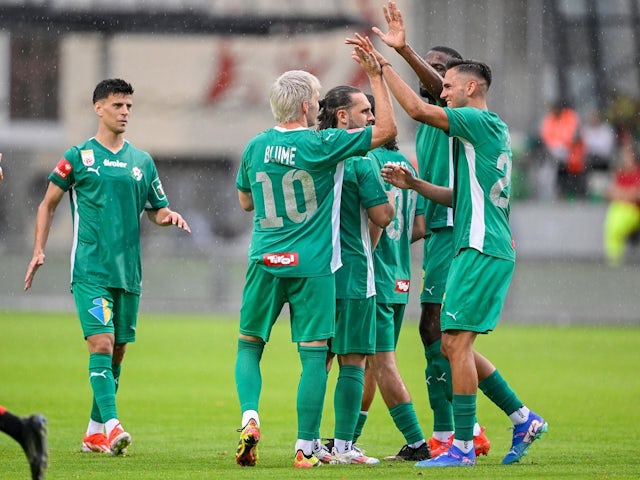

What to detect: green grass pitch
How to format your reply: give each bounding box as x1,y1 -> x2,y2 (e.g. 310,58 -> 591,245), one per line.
1,310 -> 639,479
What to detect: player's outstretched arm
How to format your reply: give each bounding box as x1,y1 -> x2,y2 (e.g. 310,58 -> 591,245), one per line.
24,182 -> 65,290
372,1 -> 445,100
348,34 -> 448,130
147,207 -> 191,232
381,163 -> 452,207
347,34 -> 397,149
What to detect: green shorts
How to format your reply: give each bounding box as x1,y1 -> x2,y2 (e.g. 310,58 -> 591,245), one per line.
72,282 -> 139,342
375,302 -> 406,352
420,227 -> 454,305
331,297 -> 376,355
239,263 -> 335,343
440,248 -> 514,333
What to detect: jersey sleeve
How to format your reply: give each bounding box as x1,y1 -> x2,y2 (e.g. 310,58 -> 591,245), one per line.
311,126 -> 373,167
145,161 -> 170,210
355,156 -> 389,209
48,147 -> 78,191
236,144 -> 252,192
445,107 -> 481,142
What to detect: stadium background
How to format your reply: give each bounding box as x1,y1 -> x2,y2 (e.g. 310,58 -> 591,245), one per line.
1,0 -> 639,324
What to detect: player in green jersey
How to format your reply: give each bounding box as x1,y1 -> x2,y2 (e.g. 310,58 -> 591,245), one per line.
24,79 -> 191,456
234,46 -> 398,468
359,30 -> 548,467
315,85 -> 394,466
370,2 -> 492,458
337,94 -> 429,462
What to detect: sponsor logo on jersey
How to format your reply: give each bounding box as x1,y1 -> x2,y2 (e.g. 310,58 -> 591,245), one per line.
104,159 -> 128,168
263,252 -> 299,266
346,127 -> 365,134
132,166 -> 143,181
88,297 -> 112,326
53,158 -> 72,179
395,279 -> 410,293
81,149 -> 95,166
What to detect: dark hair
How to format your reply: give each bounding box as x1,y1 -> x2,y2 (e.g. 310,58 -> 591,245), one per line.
430,45 -> 463,60
445,59 -> 492,88
365,94 -> 398,151
317,85 -> 362,130
92,78 -> 134,104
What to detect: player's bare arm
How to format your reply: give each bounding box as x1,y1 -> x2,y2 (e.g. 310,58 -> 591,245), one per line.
347,34 -> 448,131
0,152 -> 4,182
147,207 -> 191,232
411,213 -> 426,243
367,201 -> 395,230
24,182 -> 65,290
347,34 -> 397,149
238,190 -> 254,212
381,163 -> 453,207
373,1 -> 444,99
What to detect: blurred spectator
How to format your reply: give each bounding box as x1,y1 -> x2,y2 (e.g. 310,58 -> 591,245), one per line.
540,101 -> 586,199
581,110 -> 616,172
603,133 -> 640,267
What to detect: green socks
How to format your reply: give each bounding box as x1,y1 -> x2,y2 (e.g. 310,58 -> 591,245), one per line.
234,339 -> 265,412
478,369 -> 523,416
88,352 -> 117,422
390,402 -> 424,445
333,364 -> 364,441
452,394 -> 476,441
297,345 -> 329,440
425,340 -> 454,431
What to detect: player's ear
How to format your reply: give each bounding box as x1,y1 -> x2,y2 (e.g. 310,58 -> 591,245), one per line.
336,108 -> 348,125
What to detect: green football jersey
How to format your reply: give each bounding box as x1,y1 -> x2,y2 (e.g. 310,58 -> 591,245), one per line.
368,147 -> 424,304
415,123 -> 454,231
335,155 -> 390,299
237,125 -> 372,277
48,138 -> 169,294
444,107 -> 516,261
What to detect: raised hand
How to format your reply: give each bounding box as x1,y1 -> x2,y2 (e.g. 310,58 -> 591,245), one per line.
346,33 -> 387,69
381,163 -> 416,190
347,33 -> 382,75
372,1 -> 406,50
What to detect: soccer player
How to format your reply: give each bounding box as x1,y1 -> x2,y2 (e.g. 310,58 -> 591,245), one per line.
24,79 -> 191,456
350,35 -> 548,467
345,94 -> 430,462
0,405 -> 47,480
370,1 -> 491,457
316,85 -> 394,465
234,46 -> 397,468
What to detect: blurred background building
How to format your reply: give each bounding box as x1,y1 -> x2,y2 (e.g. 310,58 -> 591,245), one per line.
1,0 -> 639,323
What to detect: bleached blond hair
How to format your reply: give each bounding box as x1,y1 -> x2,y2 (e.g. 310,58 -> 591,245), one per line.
269,70 -> 321,123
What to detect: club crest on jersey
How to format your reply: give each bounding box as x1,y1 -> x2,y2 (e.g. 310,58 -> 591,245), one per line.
263,252 -> 299,266
81,149 -> 95,166
53,158 -> 72,179
395,279 -> 410,293
132,166 -> 143,181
